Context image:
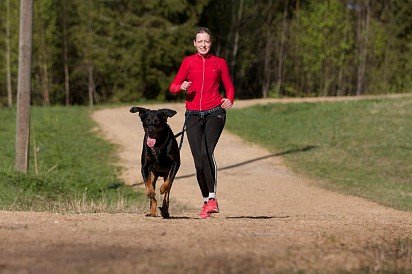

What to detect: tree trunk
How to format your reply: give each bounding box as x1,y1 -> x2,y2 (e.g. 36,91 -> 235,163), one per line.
216,40 -> 222,57
63,0 -> 70,106
230,0 -> 244,80
41,59 -> 50,105
323,68 -> 332,96
15,0 -> 34,173
337,0 -> 350,96
363,0 -> 370,93
6,0 -> 13,107
356,0 -> 370,96
223,1 -> 236,61
295,0 -> 302,95
88,62 -> 95,107
262,0 -> 273,98
276,0 -> 288,95
86,1 -> 95,107
39,23 -> 50,106
337,66 -> 344,96
383,40 -> 389,91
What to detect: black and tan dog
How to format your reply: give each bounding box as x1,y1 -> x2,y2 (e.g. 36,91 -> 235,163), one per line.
130,107 -> 180,218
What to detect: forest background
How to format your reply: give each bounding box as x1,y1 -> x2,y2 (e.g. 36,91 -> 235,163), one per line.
0,0 -> 410,106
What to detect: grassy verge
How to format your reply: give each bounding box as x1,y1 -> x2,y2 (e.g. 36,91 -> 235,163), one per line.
0,106 -> 146,213
227,97 -> 412,211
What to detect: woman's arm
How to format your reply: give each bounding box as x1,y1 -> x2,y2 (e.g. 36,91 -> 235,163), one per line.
169,57 -> 190,94
220,59 -> 235,107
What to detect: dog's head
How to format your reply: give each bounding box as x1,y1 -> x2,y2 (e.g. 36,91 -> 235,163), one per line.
130,107 -> 177,148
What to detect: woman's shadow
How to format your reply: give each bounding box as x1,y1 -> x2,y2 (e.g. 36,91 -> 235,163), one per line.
174,145 -> 317,180
130,146 -> 316,185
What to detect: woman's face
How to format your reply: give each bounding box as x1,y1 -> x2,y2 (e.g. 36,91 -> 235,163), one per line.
194,32 -> 211,56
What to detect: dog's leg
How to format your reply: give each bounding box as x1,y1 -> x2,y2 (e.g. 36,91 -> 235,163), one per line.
159,179 -> 170,195
145,171 -> 158,217
159,162 -> 180,218
160,162 -> 180,194
159,189 -> 170,219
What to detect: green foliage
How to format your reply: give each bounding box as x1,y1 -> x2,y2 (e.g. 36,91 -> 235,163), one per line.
66,0 -> 208,104
0,0 -> 411,104
226,97 -> 412,211
32,0 -> 59,104
0,0 -> 19,105
287,0 -> 352,95
0,106 -> 144,210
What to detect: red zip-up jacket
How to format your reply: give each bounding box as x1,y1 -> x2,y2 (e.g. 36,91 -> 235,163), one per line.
169,53 -> 235,111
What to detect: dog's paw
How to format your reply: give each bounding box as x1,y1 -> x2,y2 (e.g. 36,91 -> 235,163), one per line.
159,207 -> 170,219
145,212 -> 157,217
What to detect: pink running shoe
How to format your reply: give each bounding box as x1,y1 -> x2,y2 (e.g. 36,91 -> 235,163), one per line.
199,203 -> 211,219
206,198 -> 219,213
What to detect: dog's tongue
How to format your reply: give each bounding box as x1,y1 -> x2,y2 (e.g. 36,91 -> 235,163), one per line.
146,137 -> 156,148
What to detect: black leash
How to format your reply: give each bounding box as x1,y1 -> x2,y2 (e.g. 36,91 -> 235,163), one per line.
174,106 -> 220,150
175,118 -> 187,151
174,115 -> 203,150
174,114 -> 205,150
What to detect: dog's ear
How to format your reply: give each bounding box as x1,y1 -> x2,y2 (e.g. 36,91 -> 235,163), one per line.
130,107 -> 147,116
158,109 -> 177,119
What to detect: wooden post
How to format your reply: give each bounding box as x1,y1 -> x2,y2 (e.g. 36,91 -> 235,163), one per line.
15,0 -> 34,172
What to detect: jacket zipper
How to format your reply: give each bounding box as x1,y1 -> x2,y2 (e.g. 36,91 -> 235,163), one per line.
200,55 -> 205,111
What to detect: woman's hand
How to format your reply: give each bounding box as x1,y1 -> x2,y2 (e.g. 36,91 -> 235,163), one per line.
221,98 -> 233,110
180,81 -> 192,91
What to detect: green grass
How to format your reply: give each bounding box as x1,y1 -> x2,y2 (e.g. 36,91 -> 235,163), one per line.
0,106 -> 146,212
227,97 -> 412,211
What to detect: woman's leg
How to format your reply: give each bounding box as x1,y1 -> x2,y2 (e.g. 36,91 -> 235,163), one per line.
202,110 -> 226,194
186,114 -> 209,199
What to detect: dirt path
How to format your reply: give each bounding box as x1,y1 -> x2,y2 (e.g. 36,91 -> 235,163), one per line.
1,96 -> 411,273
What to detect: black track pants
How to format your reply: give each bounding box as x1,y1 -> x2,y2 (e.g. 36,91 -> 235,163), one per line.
185,107 -> 226,198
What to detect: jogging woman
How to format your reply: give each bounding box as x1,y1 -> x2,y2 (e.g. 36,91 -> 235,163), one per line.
169,27 -> 235,219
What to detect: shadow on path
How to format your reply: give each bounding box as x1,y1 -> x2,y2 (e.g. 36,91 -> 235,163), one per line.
225,215 -> 290,219
175,145 -> 317,180
129,145 -> 316,186
165,215 -> 291,220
